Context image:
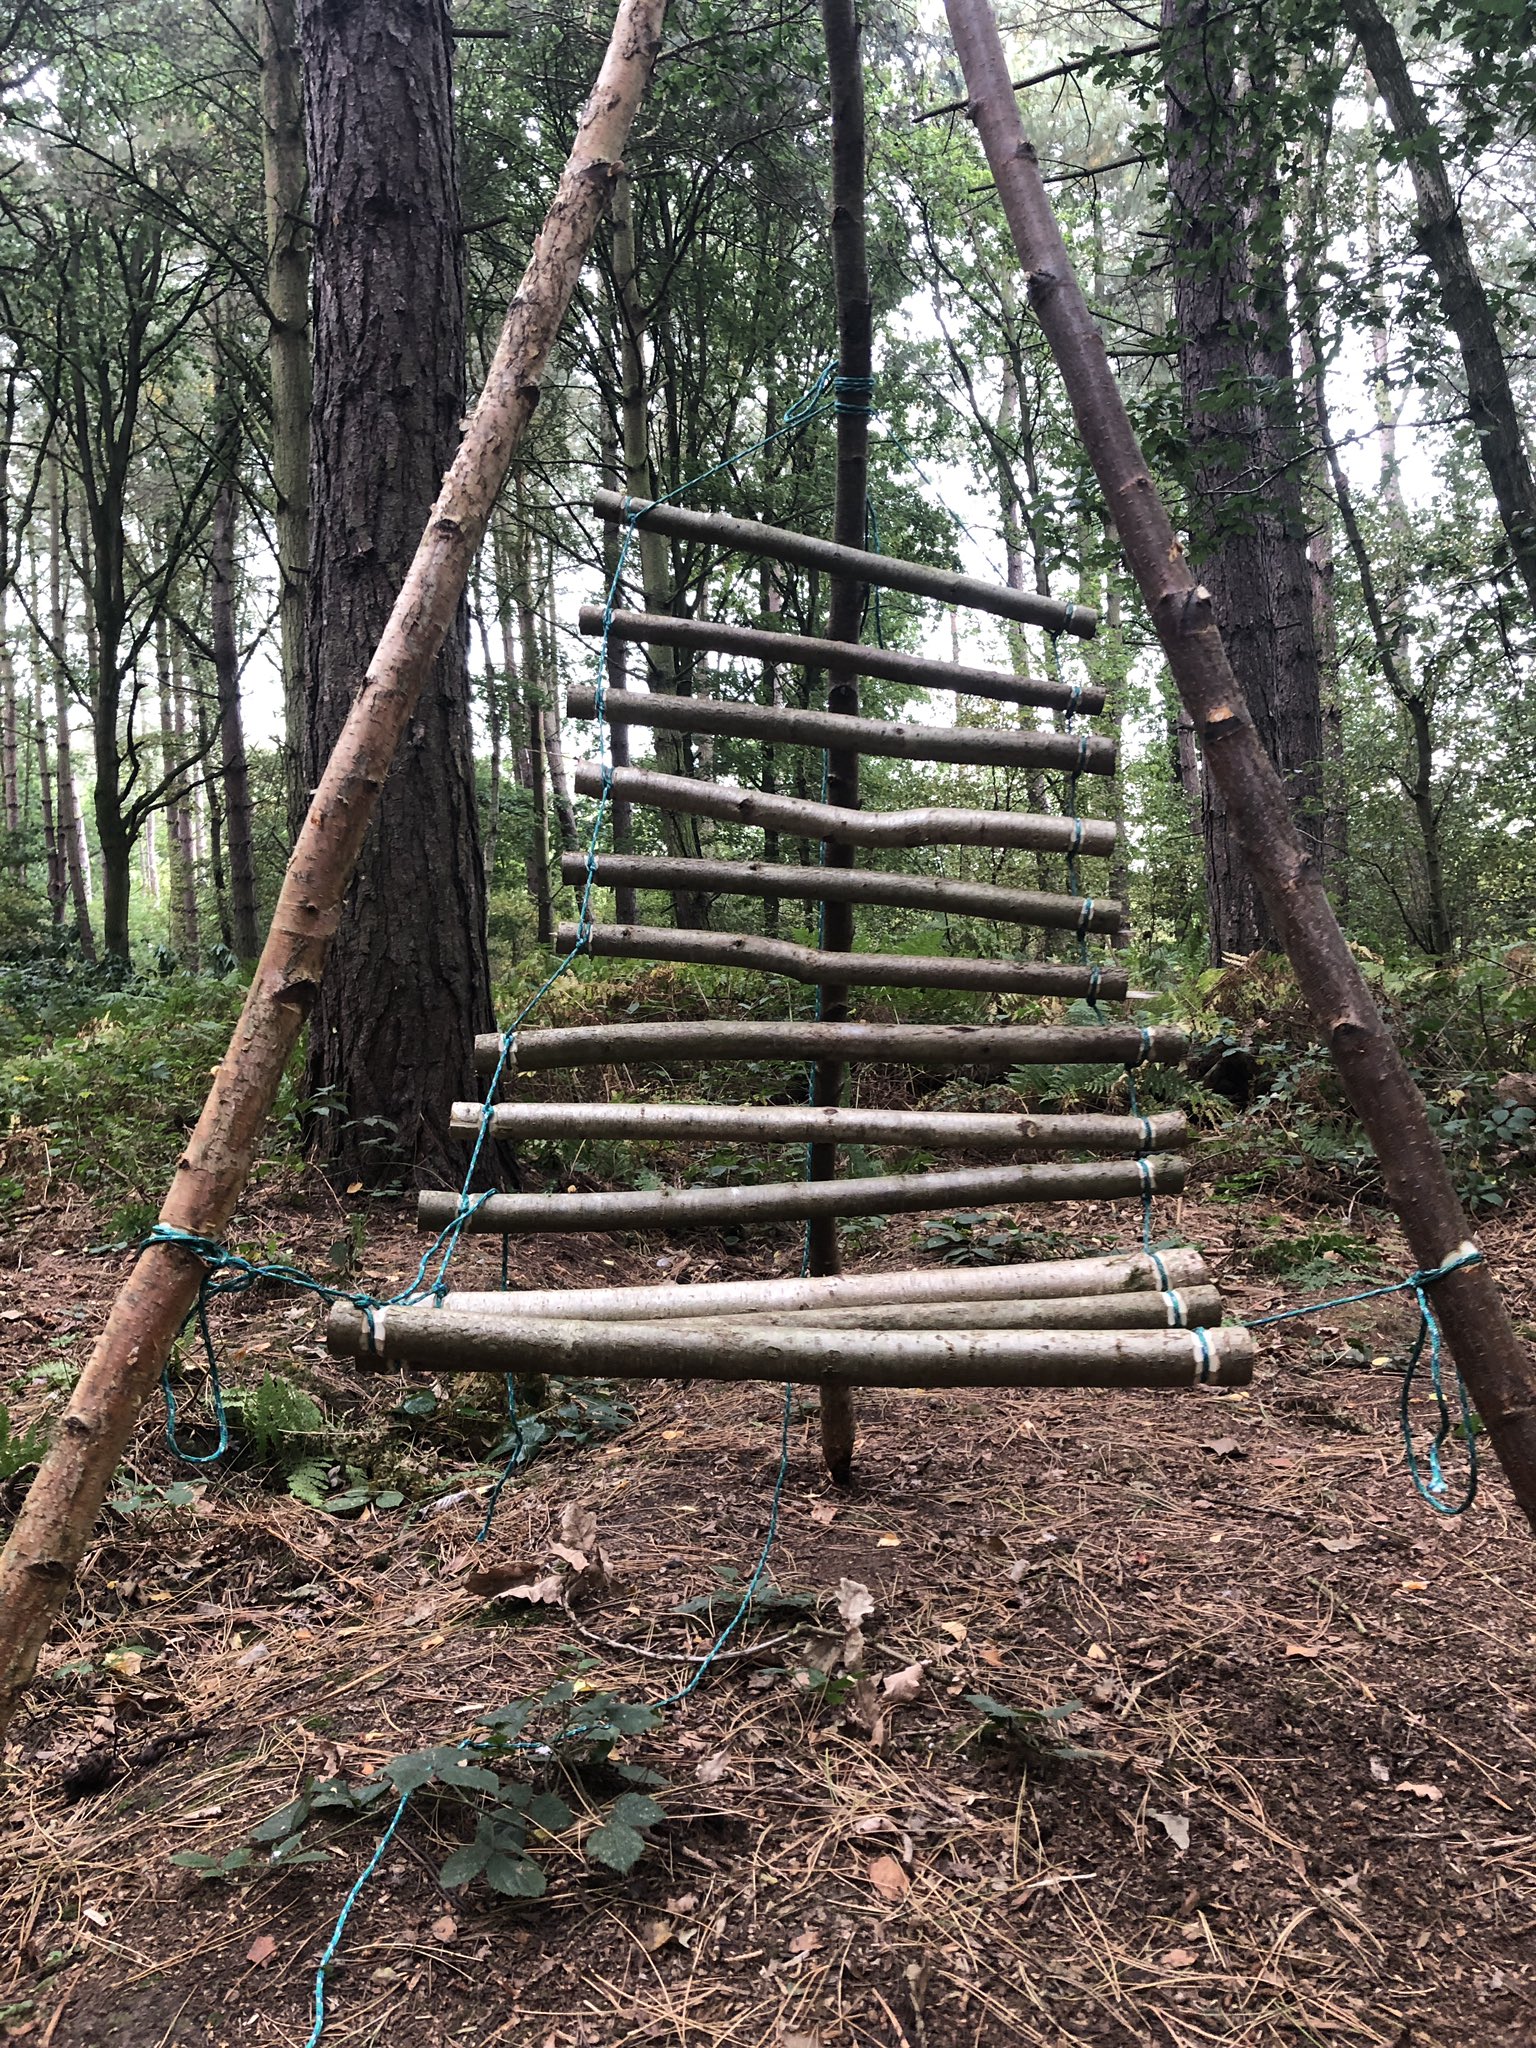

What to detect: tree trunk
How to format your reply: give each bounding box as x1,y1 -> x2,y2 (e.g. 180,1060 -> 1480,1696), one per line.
1343,0 -> 1536,618
158,617 -> 198,968
300,0 -> 493,1187
32,640 -> 62,920
1162,0 -> 1323,960
473,573 -> 502,886
609,161 -> 706,925
199,689 -> 232,953
48,462 -> 93,959
597,409 -> 635,923
517,540 -> 554,945
259,0 -> 314,841
0,593 -> 17,839
809,0 -> 873,1485
211,474 -> 261,958
539,542 -> 579,857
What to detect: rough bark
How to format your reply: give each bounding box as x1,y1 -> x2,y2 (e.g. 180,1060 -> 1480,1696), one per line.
1343,0 -> 1536,618
210,473 -> 261,959
47,463 -> 93,959
0,593 -> 17,837
597,411 -> 636,922
1161,0 -> 1324,958
258,0 -> 314,840
944,0 -> 1536,1531
300,0 -> 492,1186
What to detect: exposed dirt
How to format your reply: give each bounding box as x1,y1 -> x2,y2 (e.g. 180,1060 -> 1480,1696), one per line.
4,1176 -> 1536,2048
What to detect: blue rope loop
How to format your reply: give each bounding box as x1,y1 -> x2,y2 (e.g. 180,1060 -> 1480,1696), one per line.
1246,1244 -> 1483,1516
833,372 -> 875,416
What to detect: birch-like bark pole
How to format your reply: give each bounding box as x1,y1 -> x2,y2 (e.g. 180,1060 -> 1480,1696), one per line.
0,0 -> 670,1737
944,0 -> 1536,1529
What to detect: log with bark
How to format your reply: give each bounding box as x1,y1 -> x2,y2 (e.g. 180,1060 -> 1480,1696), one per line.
474,1019 -> 1184,1074
579,605 -> 1105,712
417,1153 -> 1184,1235
328,1302 -> 1252,1388
593,491 -> 1096,636
562,919 -> 1129,998
573,764 -> 1116,856
566,682 -> 1115,773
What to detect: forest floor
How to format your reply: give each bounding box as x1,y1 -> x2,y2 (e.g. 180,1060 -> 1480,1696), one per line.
4,1168 -> 1536,2048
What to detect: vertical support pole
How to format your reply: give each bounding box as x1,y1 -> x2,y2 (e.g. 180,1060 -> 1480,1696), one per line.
810,0 -> 873,1483
942,0 -> 1536,1529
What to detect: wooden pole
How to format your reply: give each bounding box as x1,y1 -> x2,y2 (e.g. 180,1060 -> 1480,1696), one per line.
592,491 -> 1096,636
578,604 -> 1106,711
574,763 -> 1117,856
567,681 -> 1116,773
475,1018 -> 1188,1074
0,0 -> 672,1737
437,1246 -> 1212,1318
944,0 -> 1536,1528
328,1302 -> 1252,1388
417,1154 -> 1185,1235
560,918 -> 1129,999
653,1286 -> 1224,1331
452,1100 -> 1186,1151
565,852 -> 1121,931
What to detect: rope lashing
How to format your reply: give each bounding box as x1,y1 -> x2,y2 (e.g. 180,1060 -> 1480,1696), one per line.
1246,1243 -> 1484,1516
1163,1290 -> 1186,1329
1075,896 -> 1095,934
1193,1326 -> 1214,1382
833,372 -> 875,415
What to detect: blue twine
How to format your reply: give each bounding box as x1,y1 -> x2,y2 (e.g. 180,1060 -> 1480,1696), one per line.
301,1791 -> 412,2048
1246,1245 -> 1483,1515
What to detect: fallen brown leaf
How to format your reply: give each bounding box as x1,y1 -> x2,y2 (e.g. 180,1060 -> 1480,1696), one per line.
867,1854 -> 910,1902
245,1934 -> 277,1967
430,1915 -> 458,1943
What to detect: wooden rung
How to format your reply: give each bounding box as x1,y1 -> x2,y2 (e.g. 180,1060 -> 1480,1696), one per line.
451,1100 -> 1185,1153
434,1287 -> 1223,1334
566,684 -> 1116,777
579,606 -> 1106,714
575,764 -> 1117,857
328,1303 -> 1253,1390
417,1154 -> 1185,1235
565,854 -> 1121,933
559,921 -> 1130,1002
437,1247 -> 1211,1319
474,1022 -> 1189,1077
592,491 -> 1097,638
664,1285 -> 1224,1332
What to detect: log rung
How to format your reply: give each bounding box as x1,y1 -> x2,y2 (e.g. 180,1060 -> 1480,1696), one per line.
593,491 -> 1097,638
566,684 -> 1116,776
451,1100 -> 1185,1153
418,1154 -> 1185,1235
563,854 -> 1122,933
436,1246 -> 1211,1319
328,1301 -> 1252,1390
579,605 -> 1106,713
561,921 -> 1129,1002
431,1287 -> 1223,1333
473,1021 -> 1190,1077
575,764 -> 1118,858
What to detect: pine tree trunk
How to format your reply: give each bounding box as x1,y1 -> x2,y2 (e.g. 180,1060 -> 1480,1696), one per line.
300,0 -> 493,1187
259,0 -> 314,841
211,474 -> 261,957
1343,0 -> 1536,617
1162,0 -> 1323,960
539,545 -> 579,857
32,637 -> 62,920
520,575 -> 554,945
1,594 -> 17,840
610,161 -> 706,925
48,462 -> 93,959
597,410 -> 636,922
200,691 -> 233,953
